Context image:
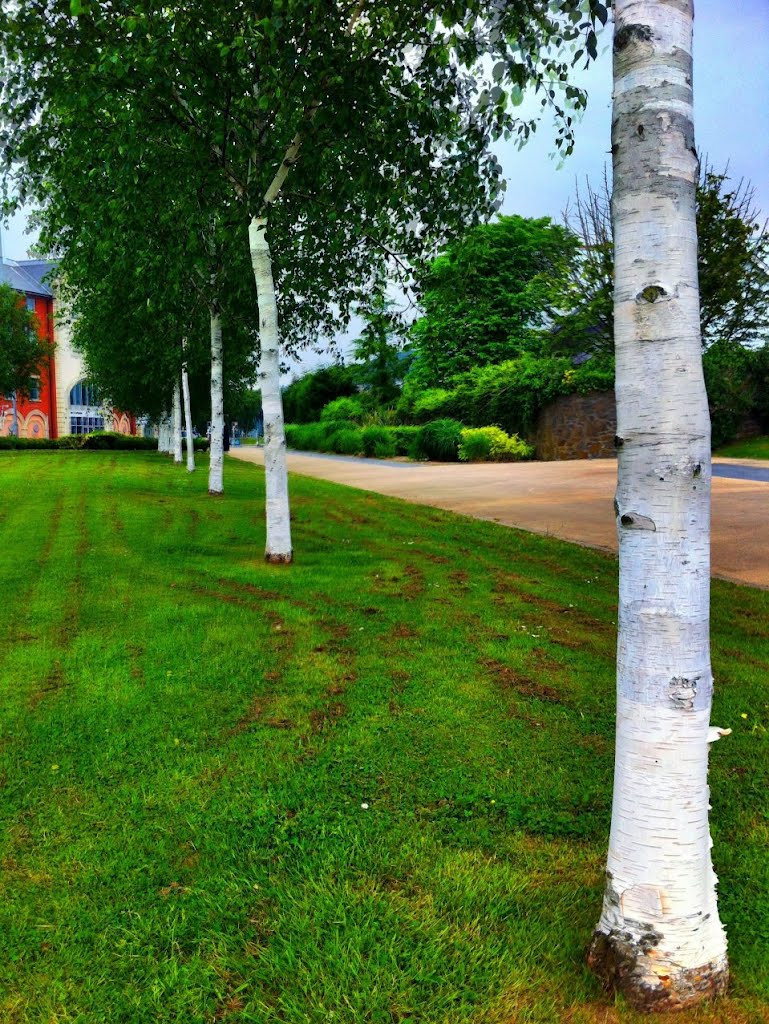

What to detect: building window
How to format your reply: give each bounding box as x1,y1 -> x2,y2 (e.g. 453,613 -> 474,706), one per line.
69,380 -> 104,434
26,296 -> 36,311
29,378 -> 41,402
70,413 -> 105,435
70,381 -> 101,408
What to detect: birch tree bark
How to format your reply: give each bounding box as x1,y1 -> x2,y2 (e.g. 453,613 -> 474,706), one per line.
158,413 -> 171,453
588,0 -> 729,1010
208,307 -> 225,495
181,341 -> 195,473
172,377 -> 183,464
249,215 -> 292,563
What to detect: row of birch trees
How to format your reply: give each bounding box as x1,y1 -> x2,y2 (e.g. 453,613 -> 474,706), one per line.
0,0 -> 734,1012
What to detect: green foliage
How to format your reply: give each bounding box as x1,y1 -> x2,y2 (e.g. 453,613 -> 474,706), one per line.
282,365 -> 359,424
285,421 -> 419,459
408,216 -> 580,387
749,343 -> 769,430
79,431 -> 160,450
703,341 -> 757,447
558,166 -> 769,354
0,432 -> 164,451
398,355 -> 614,439
458,426 -> 534,462
325,426 -> 364,456
351,293 -> 409,408
397,385 -> 459,424
0,282 -> 52,398
361,427 -> 397,459
320,397 -> 365,424
412,419 -> 465,462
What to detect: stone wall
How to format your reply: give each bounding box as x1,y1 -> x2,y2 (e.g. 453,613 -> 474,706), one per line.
534,390 -> 616,461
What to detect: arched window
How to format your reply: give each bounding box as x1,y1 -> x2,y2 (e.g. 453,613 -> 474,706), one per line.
70,381 -> 101,408
69,379 -> 104,435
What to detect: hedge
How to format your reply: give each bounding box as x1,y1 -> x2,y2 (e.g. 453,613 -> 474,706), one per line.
0,432 -> 209,452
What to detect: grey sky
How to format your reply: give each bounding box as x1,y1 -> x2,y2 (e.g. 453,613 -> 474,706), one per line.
2,0 -> 767,375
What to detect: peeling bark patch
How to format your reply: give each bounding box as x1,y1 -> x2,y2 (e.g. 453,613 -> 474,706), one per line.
669,676 -> 698,709
614,23 -> 653,52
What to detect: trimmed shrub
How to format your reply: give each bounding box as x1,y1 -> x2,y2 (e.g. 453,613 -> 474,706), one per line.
327,427 -> 364,455
458,426 -> 533,462
320,396 -> 365,424
390,426 -> 420,456
412,418 -> 464,461
361,426 -> 396,458
284,422 -> 329,451
0,436 -> 54,450
81,431 -> 158,450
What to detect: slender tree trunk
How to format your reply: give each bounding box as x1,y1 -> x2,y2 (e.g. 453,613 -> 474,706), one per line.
158,414 -> 170,453
172,377 -> 183,464
208,307 -> 224,495
181,341 -> 195,473
588,1 -> 729,1011
249,214 -> 292,563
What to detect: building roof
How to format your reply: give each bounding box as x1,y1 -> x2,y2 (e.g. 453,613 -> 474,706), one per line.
0,258 -> 55,297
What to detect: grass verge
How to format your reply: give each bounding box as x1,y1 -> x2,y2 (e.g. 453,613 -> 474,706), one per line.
715,437 -> 769,460
0,452 -> 767,1023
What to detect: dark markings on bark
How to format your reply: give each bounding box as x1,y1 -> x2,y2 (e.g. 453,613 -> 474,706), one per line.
614,22 -> 653,52
620,513 -> 656,531
614,436 -> 625,448
587,929 -> 728,1012
637,285 -> 667,303
265,551 -> 293,565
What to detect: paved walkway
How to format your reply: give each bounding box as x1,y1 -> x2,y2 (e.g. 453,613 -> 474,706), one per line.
230,447 -> 769,589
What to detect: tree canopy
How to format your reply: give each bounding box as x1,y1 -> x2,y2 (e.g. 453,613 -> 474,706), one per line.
0,283 -> 51,399
407,215 -> 580,387
556,165 -> 769,354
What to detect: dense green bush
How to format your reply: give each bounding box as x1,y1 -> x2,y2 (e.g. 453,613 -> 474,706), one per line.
0,436 -> 54,450
326,426 -> 364,455
281,364 -> 358,423
389,426 -> 420,456
361,426 -> 396,458
408,387 -> 459,424
284,422 -> 328,451
458,426 -> 533,462
702,340 -> 756,447
320,396 -> 365,424
412,418 -> 464,461
398,355 -> 615,438
0,432 -> 163,452
81,431 -> 158,450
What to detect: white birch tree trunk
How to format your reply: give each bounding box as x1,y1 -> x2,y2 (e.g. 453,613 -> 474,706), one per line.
249,215 -> 292,563
208,308 -> 225,495
181,342 -> 195,473
158,413 -> 171,453
172,377 -> 183,464
588,1 -> 729,1011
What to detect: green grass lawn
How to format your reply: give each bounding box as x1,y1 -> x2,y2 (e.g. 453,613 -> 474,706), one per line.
715,436 -> 769,460
0,452 -> 767,1024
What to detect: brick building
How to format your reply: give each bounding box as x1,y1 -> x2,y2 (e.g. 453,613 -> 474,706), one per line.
0,258 -> 135,438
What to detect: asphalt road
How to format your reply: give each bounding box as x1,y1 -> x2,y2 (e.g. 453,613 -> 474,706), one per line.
230,447 -> 769,589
